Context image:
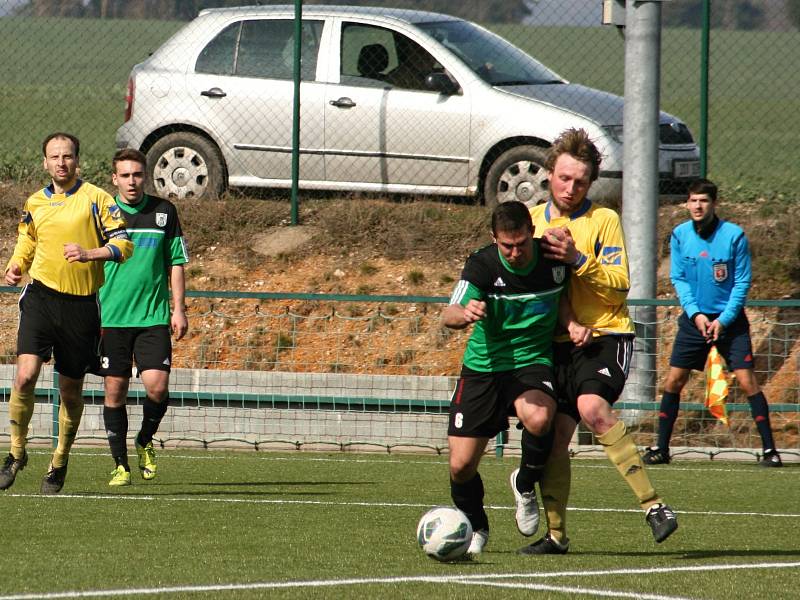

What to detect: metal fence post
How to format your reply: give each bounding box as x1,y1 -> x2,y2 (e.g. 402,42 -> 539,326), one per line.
699,0 -> 711,177
290,0 -> 303,225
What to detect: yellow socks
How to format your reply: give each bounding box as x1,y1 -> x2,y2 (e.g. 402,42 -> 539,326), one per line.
9,389 -> 35,459
52,399 -> 84,468
540,448 -> 571,543
598,420 -> 661,510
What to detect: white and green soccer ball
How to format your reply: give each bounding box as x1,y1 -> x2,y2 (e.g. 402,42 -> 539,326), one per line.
416,506 -> 473,562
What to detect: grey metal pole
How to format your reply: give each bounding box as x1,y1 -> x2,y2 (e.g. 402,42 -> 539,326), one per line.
622,1 -> 662,408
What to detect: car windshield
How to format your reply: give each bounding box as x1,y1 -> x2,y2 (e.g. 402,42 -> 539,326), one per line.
416,20 -> 564,86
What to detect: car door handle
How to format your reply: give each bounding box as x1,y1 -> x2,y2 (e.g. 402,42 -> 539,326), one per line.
201,87 -> 227,98
329,97 -> 356,108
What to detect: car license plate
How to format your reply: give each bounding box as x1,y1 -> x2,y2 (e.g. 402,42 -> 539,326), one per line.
673,159 -> 700,178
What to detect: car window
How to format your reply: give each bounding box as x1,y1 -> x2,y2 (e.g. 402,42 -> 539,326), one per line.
196,22 -> 240,75
195,19 -> 323,81
417,20 -> 564,86
340,23 -> 396,87
340,23 -> 443,91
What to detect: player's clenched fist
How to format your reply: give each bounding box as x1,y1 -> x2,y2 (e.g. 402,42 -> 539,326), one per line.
63,243 -> 88,263
462,299 -> 487,324
4,263 -> 22,286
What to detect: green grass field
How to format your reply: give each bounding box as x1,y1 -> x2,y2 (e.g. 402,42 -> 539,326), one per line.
0,16 -> 798,200
0,447 -> 797,599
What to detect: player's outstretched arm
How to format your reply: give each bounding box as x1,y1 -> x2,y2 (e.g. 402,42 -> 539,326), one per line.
63,243 -> 120,263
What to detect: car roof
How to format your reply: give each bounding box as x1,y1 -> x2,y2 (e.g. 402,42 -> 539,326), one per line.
197,4 -> 460,25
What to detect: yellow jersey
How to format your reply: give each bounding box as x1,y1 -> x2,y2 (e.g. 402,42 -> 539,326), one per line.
531,199 -> 634,339
6,180 -> 133,296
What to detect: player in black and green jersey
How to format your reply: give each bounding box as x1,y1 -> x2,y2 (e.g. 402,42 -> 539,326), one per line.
98,149 -> 189,487
442,200 -> 576,558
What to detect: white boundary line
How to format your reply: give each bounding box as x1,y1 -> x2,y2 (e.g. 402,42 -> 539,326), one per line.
4,492 -> 800,519
0,561 -> 798,600
458,579 -> 696,600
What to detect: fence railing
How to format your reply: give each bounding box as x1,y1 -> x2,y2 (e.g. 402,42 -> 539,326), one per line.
1,289 -> 798,460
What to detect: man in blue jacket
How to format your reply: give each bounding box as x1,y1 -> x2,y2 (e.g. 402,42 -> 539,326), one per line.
644,179 -> 781,467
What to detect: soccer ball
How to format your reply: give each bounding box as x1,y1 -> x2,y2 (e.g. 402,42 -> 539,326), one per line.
416,506 -> 473,562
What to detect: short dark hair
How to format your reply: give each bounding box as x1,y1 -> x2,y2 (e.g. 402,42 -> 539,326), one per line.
112,148 -> 147,172
687,178 -> 717,201
42,132 -> 80,158
491,201 -> 533,236
544,128 -> 602,181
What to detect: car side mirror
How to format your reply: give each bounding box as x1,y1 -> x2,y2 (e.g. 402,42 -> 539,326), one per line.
425,72 -> 460,96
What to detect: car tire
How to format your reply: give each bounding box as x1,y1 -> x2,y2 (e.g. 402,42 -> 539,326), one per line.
483,145 -> 549,208
146,132 -> 225,200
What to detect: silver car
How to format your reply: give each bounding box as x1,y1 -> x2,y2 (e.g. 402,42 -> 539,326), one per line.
116,4 -> 699,204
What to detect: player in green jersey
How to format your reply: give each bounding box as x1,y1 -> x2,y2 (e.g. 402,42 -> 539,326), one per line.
442,200 -> 583,558
98,149 -> 189,486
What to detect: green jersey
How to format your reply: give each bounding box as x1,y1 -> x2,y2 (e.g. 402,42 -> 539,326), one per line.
100,194 -> 188,327
449,240 -> 569,372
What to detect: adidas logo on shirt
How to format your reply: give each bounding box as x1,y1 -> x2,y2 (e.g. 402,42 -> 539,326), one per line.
597,367 -> 611,377
494,277 -> 506,287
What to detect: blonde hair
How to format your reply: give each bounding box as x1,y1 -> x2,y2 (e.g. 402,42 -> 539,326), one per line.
545,128 -> 602,181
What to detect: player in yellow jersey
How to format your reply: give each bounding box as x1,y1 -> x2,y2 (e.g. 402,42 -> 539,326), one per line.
0,132 -> 133,494
510,129 -> 678,554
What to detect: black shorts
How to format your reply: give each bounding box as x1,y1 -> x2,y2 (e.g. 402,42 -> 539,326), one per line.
554,334 -> 634,421
670,311 -> 754,371
17,280 -> 100,379
448,363 -> 557,438
97,325 -> 172,377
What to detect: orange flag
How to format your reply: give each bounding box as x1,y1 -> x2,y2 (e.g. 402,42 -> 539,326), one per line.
704,345 -> 729,426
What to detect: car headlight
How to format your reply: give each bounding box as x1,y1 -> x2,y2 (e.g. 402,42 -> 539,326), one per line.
603,125 -> 624,143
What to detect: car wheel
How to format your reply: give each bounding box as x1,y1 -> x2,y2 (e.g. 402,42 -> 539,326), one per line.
483,145 -> 549,208
146,133 -> 225,200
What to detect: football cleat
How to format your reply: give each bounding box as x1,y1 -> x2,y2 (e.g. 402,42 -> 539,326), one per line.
40,462 -> 68,495
135,440 -> 157,480
518,533 -> 570,555
645,503 -> 678,543
0,451 -> 28,490
642,447 -> 670,465
759,450 -> 783,468
510,468 -> 540,536
108,465 -> 132,487
467,529 -> 489,558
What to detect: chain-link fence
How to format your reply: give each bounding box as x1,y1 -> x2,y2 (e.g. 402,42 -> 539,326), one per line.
1,291 -> 797,457
1,0 -> 797,204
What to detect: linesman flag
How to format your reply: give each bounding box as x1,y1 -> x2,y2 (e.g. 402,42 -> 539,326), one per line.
704,345 -> 729,426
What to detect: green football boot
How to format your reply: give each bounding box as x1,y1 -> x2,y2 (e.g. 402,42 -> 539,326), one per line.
108,465 -> 132,487
135,440 -> 157,480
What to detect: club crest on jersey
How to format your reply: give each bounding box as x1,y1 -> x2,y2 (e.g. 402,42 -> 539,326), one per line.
713,262 -> 728,282
552,266 -> 566,284
156,212 -> 168,227
108,204 -> 125,222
